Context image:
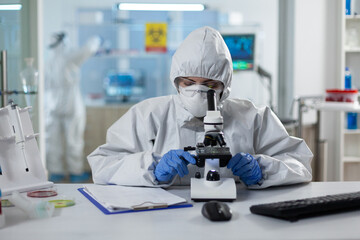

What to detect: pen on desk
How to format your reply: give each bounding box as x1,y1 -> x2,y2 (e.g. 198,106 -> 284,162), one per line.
131,201 -> 168,211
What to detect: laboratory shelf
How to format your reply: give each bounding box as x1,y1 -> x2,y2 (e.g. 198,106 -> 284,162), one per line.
343,129 -> 360,134
337,0 -> 360,181
345,48 -> 360,53
93,50 -> 172,59
311,102 -> 360,112
346,15 -> 360,20
342,156 -> 360,163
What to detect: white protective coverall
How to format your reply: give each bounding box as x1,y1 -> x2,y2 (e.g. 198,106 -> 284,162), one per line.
88,26 -> 313,189
45,35 -> 101,175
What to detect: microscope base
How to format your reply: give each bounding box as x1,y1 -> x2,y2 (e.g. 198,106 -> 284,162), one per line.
190,178 -> 236,202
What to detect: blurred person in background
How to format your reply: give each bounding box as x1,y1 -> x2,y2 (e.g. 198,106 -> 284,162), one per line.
45,32 -> 101,183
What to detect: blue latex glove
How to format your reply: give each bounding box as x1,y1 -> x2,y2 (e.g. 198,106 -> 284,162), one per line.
227,152 -> 262,186
155,150 -> 196,183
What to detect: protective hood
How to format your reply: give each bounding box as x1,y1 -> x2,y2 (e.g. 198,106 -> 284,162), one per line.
170,26 -> 233,102
49,32 -> 66,49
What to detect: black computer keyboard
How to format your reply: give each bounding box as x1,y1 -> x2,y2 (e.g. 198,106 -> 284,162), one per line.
250,191 -> 360,222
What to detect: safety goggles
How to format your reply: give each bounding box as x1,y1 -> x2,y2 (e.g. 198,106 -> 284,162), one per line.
179,84 -> 222,98
177,77 -> 223,90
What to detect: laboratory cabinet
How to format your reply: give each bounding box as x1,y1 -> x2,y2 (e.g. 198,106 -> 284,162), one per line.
339,0 -> 360,180
83,104 -> 132,172
341,120 -> 360,180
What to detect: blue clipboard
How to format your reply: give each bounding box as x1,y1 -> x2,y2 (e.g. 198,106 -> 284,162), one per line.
78,188 -> 193,215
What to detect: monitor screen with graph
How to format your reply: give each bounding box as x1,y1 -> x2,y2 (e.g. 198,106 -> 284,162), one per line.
222,34 -> 255,71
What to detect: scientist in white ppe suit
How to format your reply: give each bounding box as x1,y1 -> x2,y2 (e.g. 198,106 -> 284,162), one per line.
88,26 -> 313,188
45,32 -> 101,183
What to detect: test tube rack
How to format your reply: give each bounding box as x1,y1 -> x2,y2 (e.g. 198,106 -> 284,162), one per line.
0,103 -> 53,196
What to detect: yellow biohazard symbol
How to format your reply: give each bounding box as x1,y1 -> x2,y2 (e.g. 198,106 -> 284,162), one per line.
148,28 -> 164,43
145,23 -> 167,52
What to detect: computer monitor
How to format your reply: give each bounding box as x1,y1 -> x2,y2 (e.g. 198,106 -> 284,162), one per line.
222,34 -> 255,71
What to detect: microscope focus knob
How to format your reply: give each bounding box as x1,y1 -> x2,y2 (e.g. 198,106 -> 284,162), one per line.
206,170 -> 220,181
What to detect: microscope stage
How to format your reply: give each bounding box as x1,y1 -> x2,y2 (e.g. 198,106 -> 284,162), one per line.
191,178 -> 237,202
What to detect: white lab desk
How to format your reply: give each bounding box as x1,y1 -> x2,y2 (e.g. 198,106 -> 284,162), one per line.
1,182 -> 360,240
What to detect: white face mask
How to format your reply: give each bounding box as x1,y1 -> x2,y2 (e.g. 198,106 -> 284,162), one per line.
179,85 -> 221,117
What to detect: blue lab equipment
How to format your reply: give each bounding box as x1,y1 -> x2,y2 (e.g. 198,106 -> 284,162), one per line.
345,67 -> 352,89
345,67 -> 357,129
346,0 -> 351,15
222,34 -> 255,71
227,152 -> 262,186
104,73 -> 134,102
347,112 -> 357,129
154,150 -> 196,183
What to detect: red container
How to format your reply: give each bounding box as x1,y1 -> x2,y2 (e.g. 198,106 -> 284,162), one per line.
325,89 -> 358,103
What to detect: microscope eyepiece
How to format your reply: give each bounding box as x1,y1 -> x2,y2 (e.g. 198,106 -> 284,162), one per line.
207,89 -> 216,111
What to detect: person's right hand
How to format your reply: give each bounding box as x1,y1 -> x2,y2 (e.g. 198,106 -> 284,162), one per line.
155,150 -> 196,183
227,152 -> 262,186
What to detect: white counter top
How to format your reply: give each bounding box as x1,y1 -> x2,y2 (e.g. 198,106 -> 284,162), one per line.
2,182 -> 360,240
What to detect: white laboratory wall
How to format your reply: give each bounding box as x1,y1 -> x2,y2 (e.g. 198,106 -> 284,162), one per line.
42,0 -> 278,108
293,0 -> 341,121
293,0 -> 328,124
293,0 -> 327,101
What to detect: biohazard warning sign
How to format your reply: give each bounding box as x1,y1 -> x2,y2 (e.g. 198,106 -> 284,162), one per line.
145,23 -> 167,53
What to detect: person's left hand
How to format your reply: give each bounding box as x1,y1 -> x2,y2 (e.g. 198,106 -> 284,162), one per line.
227,152 -> 262,186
